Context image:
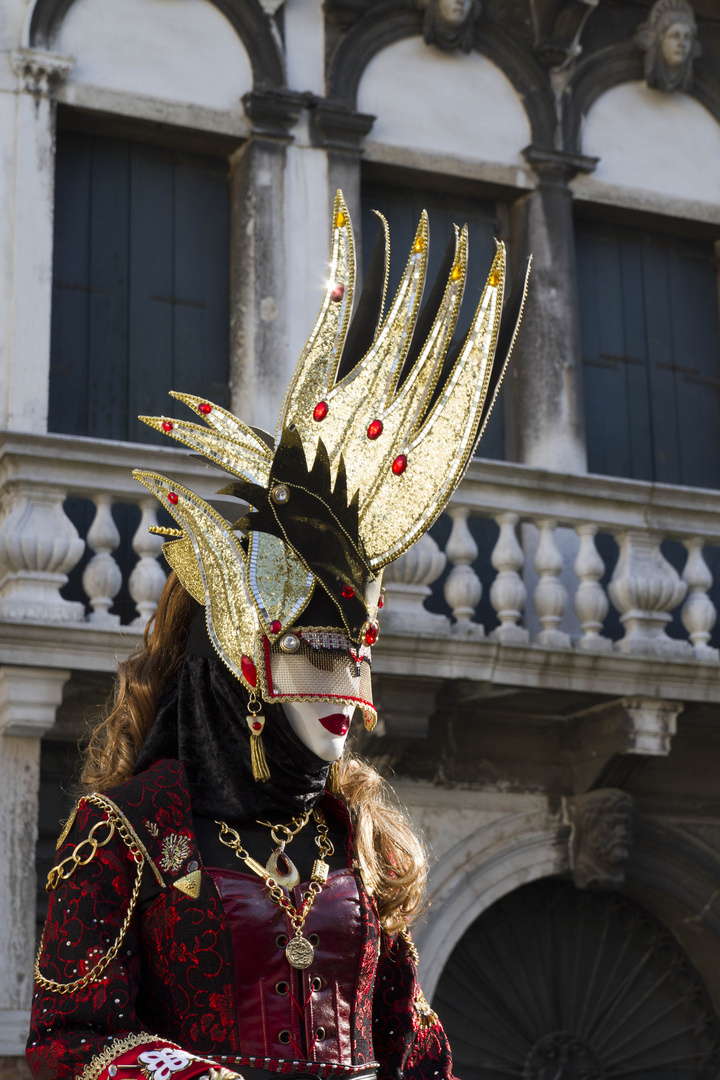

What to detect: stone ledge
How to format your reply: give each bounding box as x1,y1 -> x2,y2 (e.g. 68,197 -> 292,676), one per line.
0,620 -> 717,703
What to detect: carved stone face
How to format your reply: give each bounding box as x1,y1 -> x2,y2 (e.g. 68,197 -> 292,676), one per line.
661,20 -> 694,67
437,0 -> 472,25
589,807 -> 633,865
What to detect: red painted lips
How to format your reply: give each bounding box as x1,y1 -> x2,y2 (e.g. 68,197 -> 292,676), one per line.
319,713 -> 350,736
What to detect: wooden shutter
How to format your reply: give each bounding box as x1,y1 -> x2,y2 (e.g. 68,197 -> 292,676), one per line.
49,130 -> 230,444
577,220 -> 720,489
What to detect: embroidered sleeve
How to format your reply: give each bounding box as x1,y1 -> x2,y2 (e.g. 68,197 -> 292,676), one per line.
26,798 -> 239,1080
372,928 -> 456,1080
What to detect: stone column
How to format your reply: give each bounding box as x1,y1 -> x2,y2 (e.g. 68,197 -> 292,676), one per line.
4,50 -> 73,435
0,666 -> 71,1068
509,146 -> 597,474
230,91 -> 304,434
309,100 -> 375,260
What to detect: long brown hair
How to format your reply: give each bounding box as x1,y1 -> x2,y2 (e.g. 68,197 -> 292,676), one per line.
80,573 -> 427,932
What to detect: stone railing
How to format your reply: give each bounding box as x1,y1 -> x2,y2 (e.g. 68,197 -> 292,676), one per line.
0,431 -> 234,637
382,457 -> 720,664
0,433 -> 718,679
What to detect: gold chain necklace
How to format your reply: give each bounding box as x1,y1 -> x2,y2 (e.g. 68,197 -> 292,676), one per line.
254,810 -> 311,889
217,808 -> 334,970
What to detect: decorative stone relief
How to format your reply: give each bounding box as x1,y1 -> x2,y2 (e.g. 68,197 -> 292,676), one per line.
10,48 -> 74,96
565,788 -> 634,890
634,0 -> 700,93
418,0 -> 480,54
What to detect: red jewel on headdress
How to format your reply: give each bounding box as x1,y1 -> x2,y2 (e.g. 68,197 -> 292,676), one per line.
252,721 -> 262,732
365,623 -> 379,646
392,454 -> 407,475
241,655 -> 257,687
341,585 -> 355,599
162,421 -> 173,433
367,419 -> 383,440
198,402 -> 212,415
270,620 -> 282,634
167,492 -> 179,505
331,284 -> 344,302
378,594 -> 384,609
313,401 -> 328,422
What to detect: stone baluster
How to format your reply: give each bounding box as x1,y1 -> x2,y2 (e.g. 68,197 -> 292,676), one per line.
82,495 -> 122,626
0,483 -> 85,622
532,519 -> 570,648
681,537 -> 718,661
129,500 -> 167,629
489,512 -> 529,643
573,523 -> 612,652
608,530 -> 690,657
382,532 -> 449,636
443,507 -> 484,639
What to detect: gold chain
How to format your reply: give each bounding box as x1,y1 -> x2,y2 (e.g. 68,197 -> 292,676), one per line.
217,808 -> 333,968
255,809 -> 311,848
46,817 -> 116,891
34,799 -> 145,995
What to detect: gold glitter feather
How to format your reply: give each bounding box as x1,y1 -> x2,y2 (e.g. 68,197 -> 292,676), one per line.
132,471 -> 259,687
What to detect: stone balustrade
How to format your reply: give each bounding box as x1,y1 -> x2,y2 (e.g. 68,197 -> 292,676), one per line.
0,431 -> 236,634
382,457 -> 720,665
0,433 -> 718,685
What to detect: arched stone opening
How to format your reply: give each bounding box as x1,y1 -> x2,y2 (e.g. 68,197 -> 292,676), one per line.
26,0 -> 283,93
433,877 -> 720,1079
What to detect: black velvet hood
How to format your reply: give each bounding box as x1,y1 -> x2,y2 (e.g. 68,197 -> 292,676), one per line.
134,614 -> 331,821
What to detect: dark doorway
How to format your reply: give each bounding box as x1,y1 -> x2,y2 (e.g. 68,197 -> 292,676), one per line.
433,877 -> 720,1079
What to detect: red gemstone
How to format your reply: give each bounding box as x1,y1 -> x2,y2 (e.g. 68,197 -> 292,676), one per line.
392,454 -> 407,475
313,401 -> 328,422
331,283 -> 344,302
341,585 -> 355,599
241,655 -> 257,687
198,402 -> 212,415
270,620 -> 282,634
252,721 -> 262,732
167,492 -> 179,505
365,623 -> 379,646
367,419 -> 383,440
162,421 -> 174,433
378,594 -> 385,610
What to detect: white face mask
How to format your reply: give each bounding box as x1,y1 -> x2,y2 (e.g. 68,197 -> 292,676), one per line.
283,701 -> 356,762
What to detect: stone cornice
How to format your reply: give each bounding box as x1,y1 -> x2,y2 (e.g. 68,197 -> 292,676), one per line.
11,47 -> 74,96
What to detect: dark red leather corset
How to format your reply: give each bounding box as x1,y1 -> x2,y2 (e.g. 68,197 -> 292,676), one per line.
207,867 -> 364,1067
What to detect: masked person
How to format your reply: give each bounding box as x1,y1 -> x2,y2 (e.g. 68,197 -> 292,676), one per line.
28,194 -> 529,1080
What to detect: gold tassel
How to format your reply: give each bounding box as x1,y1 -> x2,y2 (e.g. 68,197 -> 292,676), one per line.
246,695 -> 271,782
328,760 -> 341,795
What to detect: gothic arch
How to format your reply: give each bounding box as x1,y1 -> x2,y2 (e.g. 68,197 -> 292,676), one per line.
27,0 -> 285,90
327,8 -> 556,150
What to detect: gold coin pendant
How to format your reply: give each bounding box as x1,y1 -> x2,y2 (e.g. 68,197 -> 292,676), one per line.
285,935 -> 314,970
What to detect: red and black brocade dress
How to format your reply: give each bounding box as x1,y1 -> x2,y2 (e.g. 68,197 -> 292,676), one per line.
28,760 -> 455,1080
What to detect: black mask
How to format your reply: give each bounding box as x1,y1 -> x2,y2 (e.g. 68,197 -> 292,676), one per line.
134,613 -> 331,822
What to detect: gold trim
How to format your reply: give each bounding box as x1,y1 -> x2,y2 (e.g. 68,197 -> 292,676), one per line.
78,1033 -> 169,1080
88,793 -> 165,887
55,804 -> 78,850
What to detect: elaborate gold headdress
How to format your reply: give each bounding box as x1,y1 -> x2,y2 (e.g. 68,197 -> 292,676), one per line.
133,192 -> 529,731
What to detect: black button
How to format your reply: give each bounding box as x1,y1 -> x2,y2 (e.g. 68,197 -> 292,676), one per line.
276,981 -> 289,995
276,934 -> 288,948
311,977 -> 322,992
278,1030 -> 291,1044
308,933 -> 319,947
315,1027 -> 326,1041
